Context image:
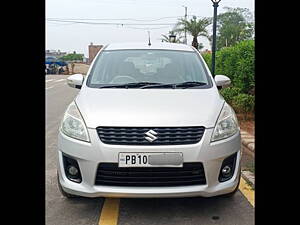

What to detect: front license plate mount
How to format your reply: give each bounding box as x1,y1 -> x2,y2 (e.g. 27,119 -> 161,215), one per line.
118,152 -> 183,167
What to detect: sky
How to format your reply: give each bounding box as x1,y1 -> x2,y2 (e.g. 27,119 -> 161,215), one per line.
46,0 -> 254,57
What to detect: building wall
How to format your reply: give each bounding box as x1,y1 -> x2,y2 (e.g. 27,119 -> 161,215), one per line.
45,50 -> 67,59
88,43 -> 103,64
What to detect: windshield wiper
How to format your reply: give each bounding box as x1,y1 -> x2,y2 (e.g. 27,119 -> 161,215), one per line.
140,81 -> 207,89
140,83 -> 176,89
174,81 -> 207,88
98,81 -> 207,89
98,82 -> 162,89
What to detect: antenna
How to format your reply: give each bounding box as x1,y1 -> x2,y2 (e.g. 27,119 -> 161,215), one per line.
148,31 -> 151,46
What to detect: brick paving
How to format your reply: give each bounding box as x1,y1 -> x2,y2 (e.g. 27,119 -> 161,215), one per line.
241,130 -> 255,152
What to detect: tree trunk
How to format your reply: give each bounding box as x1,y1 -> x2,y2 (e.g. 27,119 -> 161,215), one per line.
192,36 -> 198,50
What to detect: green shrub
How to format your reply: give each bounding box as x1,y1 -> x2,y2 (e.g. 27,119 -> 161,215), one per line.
216,46 -> 239,81
201,53 -> 212,71
232,41 -> 254,93
59,53 -> 83,61
201,40 -> 254,95
232,93 -> 255,114
220,87 -> 241,105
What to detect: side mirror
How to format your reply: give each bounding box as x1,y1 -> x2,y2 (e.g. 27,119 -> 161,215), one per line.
214,75 -> 231,89
67,74 -> 84,89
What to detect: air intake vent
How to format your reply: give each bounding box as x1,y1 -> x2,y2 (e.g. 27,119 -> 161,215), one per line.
95,163 -> 206,187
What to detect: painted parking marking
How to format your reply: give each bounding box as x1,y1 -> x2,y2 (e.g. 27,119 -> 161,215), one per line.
46,81 -> 67,90
98,198 -> 120,225
239,177 -> 255,207
46,79 -> 53,82
53,79 -> 65,83
96,178 -> 254,225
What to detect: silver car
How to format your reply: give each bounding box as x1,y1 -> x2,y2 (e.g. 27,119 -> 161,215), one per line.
57,42 -> 241,198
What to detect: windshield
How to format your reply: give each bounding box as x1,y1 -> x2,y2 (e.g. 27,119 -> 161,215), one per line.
87,49 -> 212,88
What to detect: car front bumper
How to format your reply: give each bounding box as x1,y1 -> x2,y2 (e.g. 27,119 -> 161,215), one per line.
57,127 -> 241,198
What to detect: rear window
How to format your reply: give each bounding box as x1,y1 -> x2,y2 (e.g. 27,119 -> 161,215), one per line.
87,50 -> 212,88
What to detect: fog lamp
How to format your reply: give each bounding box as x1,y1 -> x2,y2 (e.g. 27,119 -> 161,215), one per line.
218,152 -> 237,182
62,154 -> 82,183
221,165 -> 232,177
67,165 -> 79,176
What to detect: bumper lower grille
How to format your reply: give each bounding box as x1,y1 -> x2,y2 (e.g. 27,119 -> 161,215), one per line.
95,163 -> 206,187
96,127 -> 205,145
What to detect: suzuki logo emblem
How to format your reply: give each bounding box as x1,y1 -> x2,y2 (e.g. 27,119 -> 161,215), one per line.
145,130 -> 158,142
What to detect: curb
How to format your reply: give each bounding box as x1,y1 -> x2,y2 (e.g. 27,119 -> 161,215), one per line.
240,130 -> 255,188
241,170 -> 255,189
242,139 -> 255,152
240,130 -> 255,153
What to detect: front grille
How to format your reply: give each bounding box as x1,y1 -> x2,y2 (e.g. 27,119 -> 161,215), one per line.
95,163 -> 206,187
96,127 -> 205,145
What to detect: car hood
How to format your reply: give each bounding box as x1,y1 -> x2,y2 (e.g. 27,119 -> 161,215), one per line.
75,87 -> 224,129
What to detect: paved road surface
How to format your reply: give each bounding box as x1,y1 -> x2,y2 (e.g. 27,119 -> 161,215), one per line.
46,75 -> 103,225
46,75 -> 254,225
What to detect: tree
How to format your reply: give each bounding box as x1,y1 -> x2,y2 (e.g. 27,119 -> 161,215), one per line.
174,16 -> 211,50
59,53 -> 83,61
161,31 -> 183,43
214,7 -> 254,50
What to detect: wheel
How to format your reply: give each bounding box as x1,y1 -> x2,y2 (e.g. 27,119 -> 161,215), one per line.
57,171 -> 78,198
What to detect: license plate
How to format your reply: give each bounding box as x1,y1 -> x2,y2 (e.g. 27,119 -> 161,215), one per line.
118,152 -> 183,167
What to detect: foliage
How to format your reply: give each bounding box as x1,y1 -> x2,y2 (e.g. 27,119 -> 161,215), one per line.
201,40 -> 254,94
174,16 -> 211,50
201,53 -> 212,70
219,87 -> 241,105
231,40 -> 254,93
59,53 -> 83,61
214,7 -> 254,50
220,88 -> 254,115
232,93 -> 255,114
161,31 -> 183,43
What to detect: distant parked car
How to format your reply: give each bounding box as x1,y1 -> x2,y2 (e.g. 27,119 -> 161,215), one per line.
45,56 -> 57,64
45,56 -> 68,74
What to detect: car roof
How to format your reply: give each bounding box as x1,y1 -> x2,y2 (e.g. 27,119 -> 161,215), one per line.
104,42 -> 195,52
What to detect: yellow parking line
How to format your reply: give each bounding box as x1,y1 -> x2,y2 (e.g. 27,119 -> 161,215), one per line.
239,177 -> 255,207
98,198 -> 120,225
97,179 -> 253,225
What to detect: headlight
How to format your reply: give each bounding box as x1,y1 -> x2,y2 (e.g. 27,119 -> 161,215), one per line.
60,101 -> 90,142
211,102 -> 239,142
